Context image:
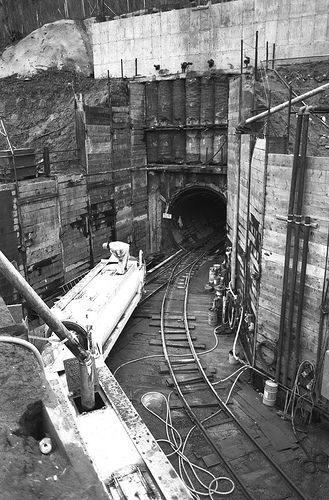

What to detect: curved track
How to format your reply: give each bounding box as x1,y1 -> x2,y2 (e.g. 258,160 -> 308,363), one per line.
138,246 -> 309,500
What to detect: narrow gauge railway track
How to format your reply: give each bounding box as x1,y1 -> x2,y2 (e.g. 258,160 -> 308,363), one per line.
150,250 -> 309,500
142,237 -> 224,305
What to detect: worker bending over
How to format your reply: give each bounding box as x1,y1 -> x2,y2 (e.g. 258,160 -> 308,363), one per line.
102,240 -> 130,274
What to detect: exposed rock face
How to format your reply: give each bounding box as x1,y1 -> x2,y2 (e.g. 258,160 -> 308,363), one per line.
0,19 -> 93,79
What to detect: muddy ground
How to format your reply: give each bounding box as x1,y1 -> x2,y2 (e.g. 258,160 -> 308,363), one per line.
0,341 -> 93,500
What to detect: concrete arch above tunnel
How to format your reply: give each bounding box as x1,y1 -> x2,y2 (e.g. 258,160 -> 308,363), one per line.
166,186 -> 227,249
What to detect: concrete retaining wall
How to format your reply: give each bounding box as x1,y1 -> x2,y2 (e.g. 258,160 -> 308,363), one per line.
93,0 -> 329,78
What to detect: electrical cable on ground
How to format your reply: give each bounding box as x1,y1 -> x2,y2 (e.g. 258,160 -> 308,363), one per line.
0,336 -> 45,373
141,391 -> 234,499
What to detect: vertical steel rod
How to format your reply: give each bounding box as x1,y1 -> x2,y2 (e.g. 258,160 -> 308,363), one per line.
275,111 -> 304,382
286,84 -> 293,153
266,41 -> 269,71
282,112 -> 309,386
272,43 -> 276,69
254,31 -> 259,80
292,216 -> 311,380
121,59 -> 124,78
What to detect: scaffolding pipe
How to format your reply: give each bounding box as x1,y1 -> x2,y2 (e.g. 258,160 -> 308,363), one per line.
240,81 -> 329,127
0,250 -> 95,410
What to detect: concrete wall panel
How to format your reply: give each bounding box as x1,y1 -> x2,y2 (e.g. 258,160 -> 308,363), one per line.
93,1 -> 329,78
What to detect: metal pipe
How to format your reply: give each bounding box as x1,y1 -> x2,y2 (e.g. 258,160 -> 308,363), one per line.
292,216 -> 311,380
240,81 -> 329,127
286,84 -> 292,153
0,250 -> 90,362
282,112 -> 309,386
147,249 -> 183,275
282,213 -> 301,386
272,43 -> 276,69
265,41 -> 269,71
254,31 -> 258,80
275,111 -> 304,382
0,250 -> 95,410
79,357 -> 95,411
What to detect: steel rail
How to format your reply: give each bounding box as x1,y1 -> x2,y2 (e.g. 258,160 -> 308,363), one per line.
182,263 -> 309,500
145,250 -> 189,286
141,239 -> 225,304
159,250 -> 255,500
140,251 -> 195,305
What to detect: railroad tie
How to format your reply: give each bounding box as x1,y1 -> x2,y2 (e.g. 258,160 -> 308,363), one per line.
166,374 -> 214,387
149,339 -> 206,349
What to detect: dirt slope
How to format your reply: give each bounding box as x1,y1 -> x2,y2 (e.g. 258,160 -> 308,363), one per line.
0,19 -> 93,79
0,70 -> 128,173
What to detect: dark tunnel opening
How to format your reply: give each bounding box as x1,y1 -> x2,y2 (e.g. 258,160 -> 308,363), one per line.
167,187 -> 227,249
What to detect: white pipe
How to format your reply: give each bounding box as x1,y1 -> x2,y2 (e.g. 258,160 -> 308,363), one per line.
0,336 -> 45,373
243,81 -> 329,126
147,249 -> 183,275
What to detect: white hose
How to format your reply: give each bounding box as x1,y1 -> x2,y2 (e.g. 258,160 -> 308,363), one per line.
141,391 -> 235,497
0,336 -> 45,373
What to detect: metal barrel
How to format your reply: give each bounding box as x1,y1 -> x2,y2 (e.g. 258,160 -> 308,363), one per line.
262,380 -> 278,406
186,75 -> 201,125
186,129 -> 200,163
158,131 -> 173,163
146,131 -> 158,163
145,81 -> 158,127
200,75 -> 214,125
214,76 -> 229,124
173,78 -> 186,125
158,80 -> 173,125
208,307 -> 219,326
172,131 -> 186,164
200,129 -> 213,164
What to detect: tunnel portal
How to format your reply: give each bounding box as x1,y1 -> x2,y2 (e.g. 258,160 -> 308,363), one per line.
167,187 -> 226,249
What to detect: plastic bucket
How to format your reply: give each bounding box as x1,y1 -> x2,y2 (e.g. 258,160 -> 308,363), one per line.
262,380 -> 278,406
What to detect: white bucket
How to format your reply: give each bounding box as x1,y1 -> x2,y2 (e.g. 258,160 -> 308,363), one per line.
262,380 -> 278,406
